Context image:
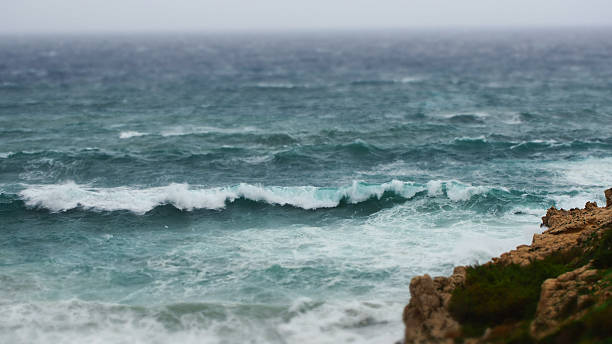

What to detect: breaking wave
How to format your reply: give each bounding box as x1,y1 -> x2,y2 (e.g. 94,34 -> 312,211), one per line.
15,180 -> 505,214
119,131 -> 147,139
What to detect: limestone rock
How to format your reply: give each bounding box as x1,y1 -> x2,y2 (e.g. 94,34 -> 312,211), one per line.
494,200 -> 612,267
403,267 -> 465,343
530,264 -> 599,339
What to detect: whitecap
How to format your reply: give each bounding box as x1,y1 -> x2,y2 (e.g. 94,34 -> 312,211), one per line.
239,155 -> 273,164
18,180 -> 426,214
395,76 -> 422,83
509,139 -> 558,150
555,157 -> 612,188
17,179 -> 514,214
254,82 -> 299,89
502,113 -> 523,125
445,182 -> 490,201
452,135 -> 488,143
0,298 -> 404,344
426,180 -> 444,197
119,131 -> 147,139
424,179 -> 494,201
160,126 -> 258,137
435,112 -> 490,120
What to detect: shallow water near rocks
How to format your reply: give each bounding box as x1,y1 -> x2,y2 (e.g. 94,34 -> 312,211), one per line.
1,29 -> 612,343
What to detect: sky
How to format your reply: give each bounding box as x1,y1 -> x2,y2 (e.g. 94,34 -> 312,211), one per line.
1,0 -> 612,33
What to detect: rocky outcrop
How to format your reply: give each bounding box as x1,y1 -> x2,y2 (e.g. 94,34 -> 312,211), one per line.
530,264 -> 599,339
402,188 -> 612,343
402,267 -> 465,343
491,198 -> 612,267
496,194 -> 612,269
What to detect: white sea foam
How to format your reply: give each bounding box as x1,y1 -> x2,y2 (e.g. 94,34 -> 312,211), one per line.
19,182 -> 229,214
509,139 -> 559,149
425,179 -> 494,201
0,152 -> 13,158
394,76 -> 422,83
18,180 -> 426,214
0,298 -> 404,344
161,126 -> 258,137
426,180 -> 444,196
557,157 -> 612,188
239,155 -> 273,164
255,82 -> 300,89
551,193 -> 597,210
119,130 -> 147,139
18,179 -> 506,214
509,206 -> 548,217
278,299 -> 404,344
445,182 -> 491,201
436,112 -> 490,120
541,157 -> 612,209
453,135 -> 488,143
0,299 -> 226,344
502,113 -> 523,124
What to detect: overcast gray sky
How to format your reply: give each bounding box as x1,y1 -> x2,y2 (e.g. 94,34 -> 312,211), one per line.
2,0 -> 612,33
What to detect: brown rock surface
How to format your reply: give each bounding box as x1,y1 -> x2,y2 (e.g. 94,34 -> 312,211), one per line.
492,200 -> 612,266
402,267 -> 466,343
530,264 -> 599,339
403,188 -> 612,343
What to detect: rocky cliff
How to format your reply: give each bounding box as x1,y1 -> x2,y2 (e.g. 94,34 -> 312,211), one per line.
402,188 -> 612,343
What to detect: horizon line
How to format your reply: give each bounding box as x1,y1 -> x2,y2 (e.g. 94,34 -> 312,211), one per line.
2,24 -> 612,36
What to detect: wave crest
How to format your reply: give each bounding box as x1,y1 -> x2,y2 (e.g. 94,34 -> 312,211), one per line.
18,180 -> 426,214
119,131 -> 147,139
16,179 -> 507,214
426,179 -> 496,201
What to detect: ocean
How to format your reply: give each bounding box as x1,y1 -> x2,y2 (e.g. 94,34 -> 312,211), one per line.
1,29 -> 611,343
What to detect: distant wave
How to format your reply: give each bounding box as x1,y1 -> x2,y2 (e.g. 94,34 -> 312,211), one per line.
18,180 -> 421,214
350,76 -> 423,86
429,111 -> 532,125
161,126 -> 259,137
452,135 -> 488,143
509,139 -> 559,150
447,137 -> 612,153
550,157 -> 612,188
438,112 -> 489,119
119,131 -> 147,139
394,76 -> 423,83
15,180 -> 508,214
117,126 -> 260,139
242,77 -> 423,89
252,82 -> 305,89
350,80 -> 398,86
425,180 -> 499,202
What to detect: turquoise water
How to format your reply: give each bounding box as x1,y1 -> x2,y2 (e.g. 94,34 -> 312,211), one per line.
1,29 -> 612,343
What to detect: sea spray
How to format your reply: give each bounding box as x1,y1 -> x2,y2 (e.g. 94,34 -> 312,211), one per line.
16,180 -> 517,214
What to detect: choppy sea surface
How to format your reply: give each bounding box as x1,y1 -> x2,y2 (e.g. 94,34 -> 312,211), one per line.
1,29 -> 611,343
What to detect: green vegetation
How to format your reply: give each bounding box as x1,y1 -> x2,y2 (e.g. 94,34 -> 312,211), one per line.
449,226 -> 612,341
449,249 -> 582,337
592,225 -> 612,269
542,301 -> 612,344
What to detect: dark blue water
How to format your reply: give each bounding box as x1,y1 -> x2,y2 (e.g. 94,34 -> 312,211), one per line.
1,29 -> 611,343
